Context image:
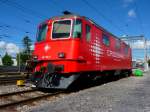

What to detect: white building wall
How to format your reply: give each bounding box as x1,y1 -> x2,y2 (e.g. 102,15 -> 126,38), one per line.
12,58 -> 17,66
0,58 -> 2,65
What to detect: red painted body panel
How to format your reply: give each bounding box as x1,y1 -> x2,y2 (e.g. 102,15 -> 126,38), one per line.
33,15 -> 132,75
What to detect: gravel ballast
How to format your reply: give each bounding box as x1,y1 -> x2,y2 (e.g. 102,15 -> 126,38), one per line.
29,72 -> 150,112
0,83 -> 32,94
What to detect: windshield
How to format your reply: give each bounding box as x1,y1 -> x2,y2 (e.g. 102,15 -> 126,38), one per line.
37,24 -> 47,42
52,20 -> 71,39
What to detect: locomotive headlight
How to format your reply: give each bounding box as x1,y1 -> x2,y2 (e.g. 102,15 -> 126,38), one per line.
58,52 -> 66,58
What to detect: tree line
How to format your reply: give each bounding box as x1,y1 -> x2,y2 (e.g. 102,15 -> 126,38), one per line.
1,36 -> 32,66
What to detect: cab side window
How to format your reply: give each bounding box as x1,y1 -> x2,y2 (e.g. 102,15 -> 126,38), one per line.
124,45 -> 129,55
102,34 -> 110,46
115,39 -> 121,51
86,24 -> 91,41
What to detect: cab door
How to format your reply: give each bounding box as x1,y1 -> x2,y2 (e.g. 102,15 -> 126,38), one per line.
79,20 -> 95,71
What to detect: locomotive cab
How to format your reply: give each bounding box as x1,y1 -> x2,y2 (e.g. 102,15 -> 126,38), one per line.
31,15 -> 85,89
34,17 -> 83,70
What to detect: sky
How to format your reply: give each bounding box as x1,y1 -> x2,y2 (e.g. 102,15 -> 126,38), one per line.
0,0 -> 150,59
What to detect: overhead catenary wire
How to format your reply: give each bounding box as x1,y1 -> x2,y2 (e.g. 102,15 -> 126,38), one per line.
50,0 -> 66,11
0,21 -> 34,35
50,0 -> 126,34
47,0 -> 70,14
81,0 -> 126,34
105,0 -> 129,35
0,0 -> 47,20
0,0 -> 38,25
0,0 -> 48,39
133,1 -> 145,35
0,22 -> 35,43
0,34 -> 11,38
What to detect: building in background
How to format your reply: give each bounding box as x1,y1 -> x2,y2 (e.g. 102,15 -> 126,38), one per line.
12,57 -> 17,66
0,57 -> 2,65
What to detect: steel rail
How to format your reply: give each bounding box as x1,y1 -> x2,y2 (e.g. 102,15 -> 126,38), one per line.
0,76 -> 28,85
0,91 -> 62,109
0,89 -> 37,97
0,72 -> 27,75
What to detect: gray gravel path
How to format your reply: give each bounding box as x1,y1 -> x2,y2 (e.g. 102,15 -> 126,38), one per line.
30,72 -> 150,112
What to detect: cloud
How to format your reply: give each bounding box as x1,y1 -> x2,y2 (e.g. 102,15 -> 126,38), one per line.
0,41 -> 19,55
123,0 -> 134,7
128,9 -> 136,18
6,43 -> 19,54
131,40 -> 145,49
125,40 -> 150,49
0,41 -> 6,49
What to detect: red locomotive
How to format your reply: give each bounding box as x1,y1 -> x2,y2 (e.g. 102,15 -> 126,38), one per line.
30,12 -> 132,89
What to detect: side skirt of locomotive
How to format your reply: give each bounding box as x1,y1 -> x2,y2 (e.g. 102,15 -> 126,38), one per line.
31,69 -> 132,89
30,61 -> 132,89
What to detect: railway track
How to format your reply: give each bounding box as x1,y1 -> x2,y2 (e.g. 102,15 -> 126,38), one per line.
0,76 -> 27,85
0,72 -> 27,76
0,89 -> 63,109
0,72 -> 31,85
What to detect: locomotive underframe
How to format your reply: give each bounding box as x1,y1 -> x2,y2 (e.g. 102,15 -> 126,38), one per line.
31,62 -> 131,89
